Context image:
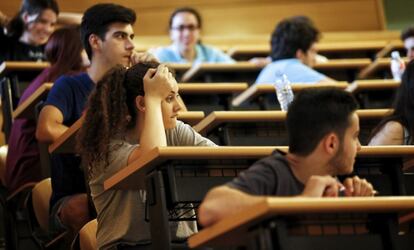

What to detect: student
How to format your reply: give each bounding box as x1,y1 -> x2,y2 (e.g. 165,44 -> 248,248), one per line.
255,16 -> 335,84
77,62 -> 216,249
369,61 -> 414,145
198,88 -> 375,227
5,25 -> 88,194
35,3 -> 155,235
151,7 -> 234,63
0,0 -> 59,63
401,26 -> 414,62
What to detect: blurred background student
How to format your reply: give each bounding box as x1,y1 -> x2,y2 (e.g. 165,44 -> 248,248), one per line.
5,25 -> 89,193
151,7 -> 234,63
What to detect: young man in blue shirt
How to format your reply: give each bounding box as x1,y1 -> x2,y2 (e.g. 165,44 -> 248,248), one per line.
255,16 -> 335,84
36,3 -> 156,235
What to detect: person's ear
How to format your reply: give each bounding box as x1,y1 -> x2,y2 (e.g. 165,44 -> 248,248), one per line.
296,49 -> 305,61
323,132 -> 339,155
89,34 -> 102,52
136,95 -> 145,112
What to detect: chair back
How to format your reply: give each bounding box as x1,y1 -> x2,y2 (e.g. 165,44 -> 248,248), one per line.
79,219 -> 97,250
31,178 -> 52,231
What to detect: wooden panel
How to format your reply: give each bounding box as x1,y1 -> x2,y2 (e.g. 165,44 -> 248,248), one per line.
0,0 -> 385,36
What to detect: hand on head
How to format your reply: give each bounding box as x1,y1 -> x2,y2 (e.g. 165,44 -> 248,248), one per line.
130,51 -> 159,66
143,64 -> 175,99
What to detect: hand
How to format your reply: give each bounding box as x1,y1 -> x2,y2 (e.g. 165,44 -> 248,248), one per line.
248,56 -> 271,67
130,51 -> 159,66
343,176 -> 376,197
143,64 -> 175,100
301,175 -> 343,197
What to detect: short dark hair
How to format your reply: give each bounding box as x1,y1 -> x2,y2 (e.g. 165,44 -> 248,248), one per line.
81,3 -> 136,60
7,0 -> 59,39
168,7 -> 202,29
287,88 -> 358,156
270,16 -> 320,61
401,26 -> 414,41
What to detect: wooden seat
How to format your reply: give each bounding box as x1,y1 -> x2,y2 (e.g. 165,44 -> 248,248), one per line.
26,178 -> 68,248
31,178 -> 52,232
0,145 -> 8,185
79,219 -> 97,250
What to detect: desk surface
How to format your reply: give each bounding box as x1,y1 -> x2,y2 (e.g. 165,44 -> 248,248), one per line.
232,80 -> 399,106
103,145 -> 414,191
178,83 -> 248,94
48,112 -> 205,154
313,58 -> 371,70
227,41 -> 401,57
194,109 -> 391,134
181,62 -> 263,82
188,196 -> 414,248
358,57 -> 409,79
12,83 -> 53,119
0,61 -> 49,77
232,82 -> 348,106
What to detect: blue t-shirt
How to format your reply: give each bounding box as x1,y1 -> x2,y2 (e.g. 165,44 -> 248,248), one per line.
45,73 -> 95,209
255,58 -> 326,84
152,44 -> 235,63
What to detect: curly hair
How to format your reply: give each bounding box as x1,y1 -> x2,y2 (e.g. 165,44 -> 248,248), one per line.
77,62 -> 160,177
270,16 -> 320,61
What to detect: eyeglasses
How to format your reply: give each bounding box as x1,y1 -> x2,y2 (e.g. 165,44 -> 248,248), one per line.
171,25 -> 199,32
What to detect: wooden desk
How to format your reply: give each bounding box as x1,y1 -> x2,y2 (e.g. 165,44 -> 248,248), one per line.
232,82 -> 348,107
0,61 -> 50,142
104,145 -> 414,191
103,145 -> 414,249
0,61 -> 49,78
188,196 -> 414,249
181,62 -> 263,83
166,63 -> 191,81
313,58 -> 371,70
48,112 -> 205,154
12,83 -> 53,119
178,83 -> 248,114
232,79 -> 399,109
226,41 -> 404,60
358,57 -> 410,79
192,109 -> 391,146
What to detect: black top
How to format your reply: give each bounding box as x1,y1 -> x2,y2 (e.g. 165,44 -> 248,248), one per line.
227,150 -> 304,196
0,29 -> 45,63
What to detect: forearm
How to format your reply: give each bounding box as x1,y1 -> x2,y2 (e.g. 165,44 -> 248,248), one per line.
198,186 -> 264,227
139,97 -> 167,153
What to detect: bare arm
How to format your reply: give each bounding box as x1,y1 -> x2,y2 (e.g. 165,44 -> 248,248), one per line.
198,175 -> 342,227
368,121 -> 404,145
198,186 -> 264,227
36,105 -> 68,143
127,65 -> 175,163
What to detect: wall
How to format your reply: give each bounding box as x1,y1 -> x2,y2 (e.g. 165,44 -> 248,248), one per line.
1,0 -> 385,36
383,0 -> 414,30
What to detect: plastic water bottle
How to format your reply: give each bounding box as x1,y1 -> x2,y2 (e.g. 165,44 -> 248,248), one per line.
274,73 -> 294,111
390,51 -> 405,81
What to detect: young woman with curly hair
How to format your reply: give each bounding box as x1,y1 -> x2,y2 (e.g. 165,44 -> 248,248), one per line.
77,62 -> 215,250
